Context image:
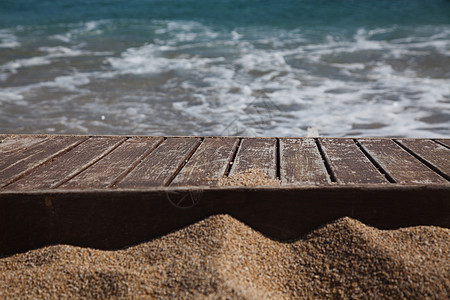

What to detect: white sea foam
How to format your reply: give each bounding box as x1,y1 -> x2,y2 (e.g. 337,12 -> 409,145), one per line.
0,72 -> 91,109
0,42 -> 112,81
100,22 -> 450,137
39,46 -> 86,57
39,46 -> 112,57
0,30 -> 20,48
0,90 -> 24,101
0,56 -> 51,81
107,43 -> 224,74
49,20 -> 107,43
1,20 -> 449,137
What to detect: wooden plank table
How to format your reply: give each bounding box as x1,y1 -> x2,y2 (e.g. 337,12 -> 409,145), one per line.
0,135 -> 449,255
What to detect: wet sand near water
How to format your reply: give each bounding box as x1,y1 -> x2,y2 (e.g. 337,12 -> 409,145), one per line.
1,215 -> 449,299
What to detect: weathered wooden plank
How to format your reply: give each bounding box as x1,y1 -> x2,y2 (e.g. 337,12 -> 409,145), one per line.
319,138 -> 387,184
228,138 -> 277,179
60,137 -> 163,189
396,139 -> 450,180
1,185 -> 449,254
4,137 -> 125,191
358,139 -> 447,184
279,138 -> 330,185
116,137 -> 201,188
435,139 -> 450,149
171,137 -> 239,186
0,135 -> 49,155
0,136 -> 87,188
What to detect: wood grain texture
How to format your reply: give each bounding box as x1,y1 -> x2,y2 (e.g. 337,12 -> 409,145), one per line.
228,138 -> 277,178
359,139 -> 447,184
1,185 -> 449,254
396,139 -> 450,180
0,135 -> 48,155
1,135 -> 449,191
60,137 -> 163,189
0,136 -> 86,188
319,138 -> 387,184
171,137 -> 239,186
435,139 -> 450,149
280,138 -> 330,185
117,137 -> 201,188
4,137 -> 125,190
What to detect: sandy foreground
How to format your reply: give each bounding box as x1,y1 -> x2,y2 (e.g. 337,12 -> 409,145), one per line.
0,215 -> 449,299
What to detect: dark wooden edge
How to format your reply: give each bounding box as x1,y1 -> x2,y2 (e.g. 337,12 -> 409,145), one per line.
1,184 -> 449,256
2,183 -> 449,194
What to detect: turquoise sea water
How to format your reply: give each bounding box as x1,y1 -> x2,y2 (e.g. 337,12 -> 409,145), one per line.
1,0 -> 450,136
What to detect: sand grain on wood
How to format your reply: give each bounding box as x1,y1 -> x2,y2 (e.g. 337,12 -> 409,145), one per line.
1,215 -> 449,299
218,169 -> 281,186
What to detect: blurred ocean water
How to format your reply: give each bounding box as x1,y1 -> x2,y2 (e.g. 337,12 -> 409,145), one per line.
1,0 -> 449,137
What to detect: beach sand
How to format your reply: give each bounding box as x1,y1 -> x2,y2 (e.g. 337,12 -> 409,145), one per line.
1,215 -> 449,299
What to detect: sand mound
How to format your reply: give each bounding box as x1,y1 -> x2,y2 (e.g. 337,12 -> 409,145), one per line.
1,215 -> 449,299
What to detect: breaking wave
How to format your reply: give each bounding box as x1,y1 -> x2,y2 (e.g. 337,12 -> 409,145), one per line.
0,19 -> 449,137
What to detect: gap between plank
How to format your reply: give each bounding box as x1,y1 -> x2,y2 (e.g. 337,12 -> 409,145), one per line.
353,139 -> 396,183
109,137 -> 165,188
394,139 -> 450,182
0,137 -> 89,189
314,138 -> 337,183
432,139 -> 450,150
164,138 -> 204,187
276,138 -> 281,180
223,138 -> 242,177
51,137 -> 128,189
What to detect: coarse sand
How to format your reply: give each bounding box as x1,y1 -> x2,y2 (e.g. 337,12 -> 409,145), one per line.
0,215 -> 449,299
217,169 -> 281,186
